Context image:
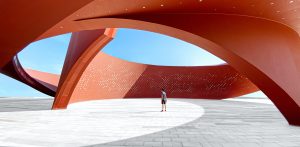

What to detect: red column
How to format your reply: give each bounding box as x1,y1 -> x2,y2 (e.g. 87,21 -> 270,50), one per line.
52,29 -> 116,109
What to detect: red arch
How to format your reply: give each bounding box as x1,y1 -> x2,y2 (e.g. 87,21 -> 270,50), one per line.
1,0 -> 300,125
54,15 -> 300,125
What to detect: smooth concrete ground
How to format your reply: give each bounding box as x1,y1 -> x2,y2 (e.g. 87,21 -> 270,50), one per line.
0,97 -> 299,147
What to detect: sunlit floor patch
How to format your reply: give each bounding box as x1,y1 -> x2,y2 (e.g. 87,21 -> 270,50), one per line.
0,99 -> 204,147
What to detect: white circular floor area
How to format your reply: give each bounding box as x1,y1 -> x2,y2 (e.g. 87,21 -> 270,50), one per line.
0,99 -> 204,147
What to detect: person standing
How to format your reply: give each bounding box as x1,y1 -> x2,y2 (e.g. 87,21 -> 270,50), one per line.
161,88 -> 167,112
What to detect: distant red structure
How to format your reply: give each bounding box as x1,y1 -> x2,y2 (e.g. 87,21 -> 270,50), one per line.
1,0 -> 300,125
69,52 -> 258,104
4,52 -> 258,105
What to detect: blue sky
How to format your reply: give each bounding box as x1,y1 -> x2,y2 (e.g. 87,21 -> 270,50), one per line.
0,28 -> 266,97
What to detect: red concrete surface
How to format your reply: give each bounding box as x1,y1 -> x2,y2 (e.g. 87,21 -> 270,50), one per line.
1,0 -> 300,125
0,0 -> 94,68
25,69 -> 60,92
69,52 -> 258,104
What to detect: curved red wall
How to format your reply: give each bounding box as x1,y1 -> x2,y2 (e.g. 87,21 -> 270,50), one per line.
69,52 -> 258,103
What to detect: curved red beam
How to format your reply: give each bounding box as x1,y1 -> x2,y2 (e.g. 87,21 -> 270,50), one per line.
0,56 -> 56,96
53,29 -> 117,109
0,0 -> 94,68
1,1 -> 300,125
25,69 -> 60,91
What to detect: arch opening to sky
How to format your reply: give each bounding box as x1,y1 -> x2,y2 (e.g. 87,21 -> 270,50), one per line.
18,28 -> 227,75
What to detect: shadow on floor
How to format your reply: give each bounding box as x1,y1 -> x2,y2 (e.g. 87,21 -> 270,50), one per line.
83,99 -> 300,147
0,98 -> 53,112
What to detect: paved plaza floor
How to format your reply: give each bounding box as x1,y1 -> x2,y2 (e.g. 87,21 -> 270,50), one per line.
0,97 -> 299,147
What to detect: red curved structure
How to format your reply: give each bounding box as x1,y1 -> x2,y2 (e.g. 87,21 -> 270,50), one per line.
53,28 -> 117,109
10,52 -> 258,104
0,56 -> 56,96
1,0 -> 300,125
69,52 -> 258,104
25,69 -> 60,90
0,28 -> 256,108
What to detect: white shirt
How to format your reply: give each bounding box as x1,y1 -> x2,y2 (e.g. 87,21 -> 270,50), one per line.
161,91 -> 167,100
